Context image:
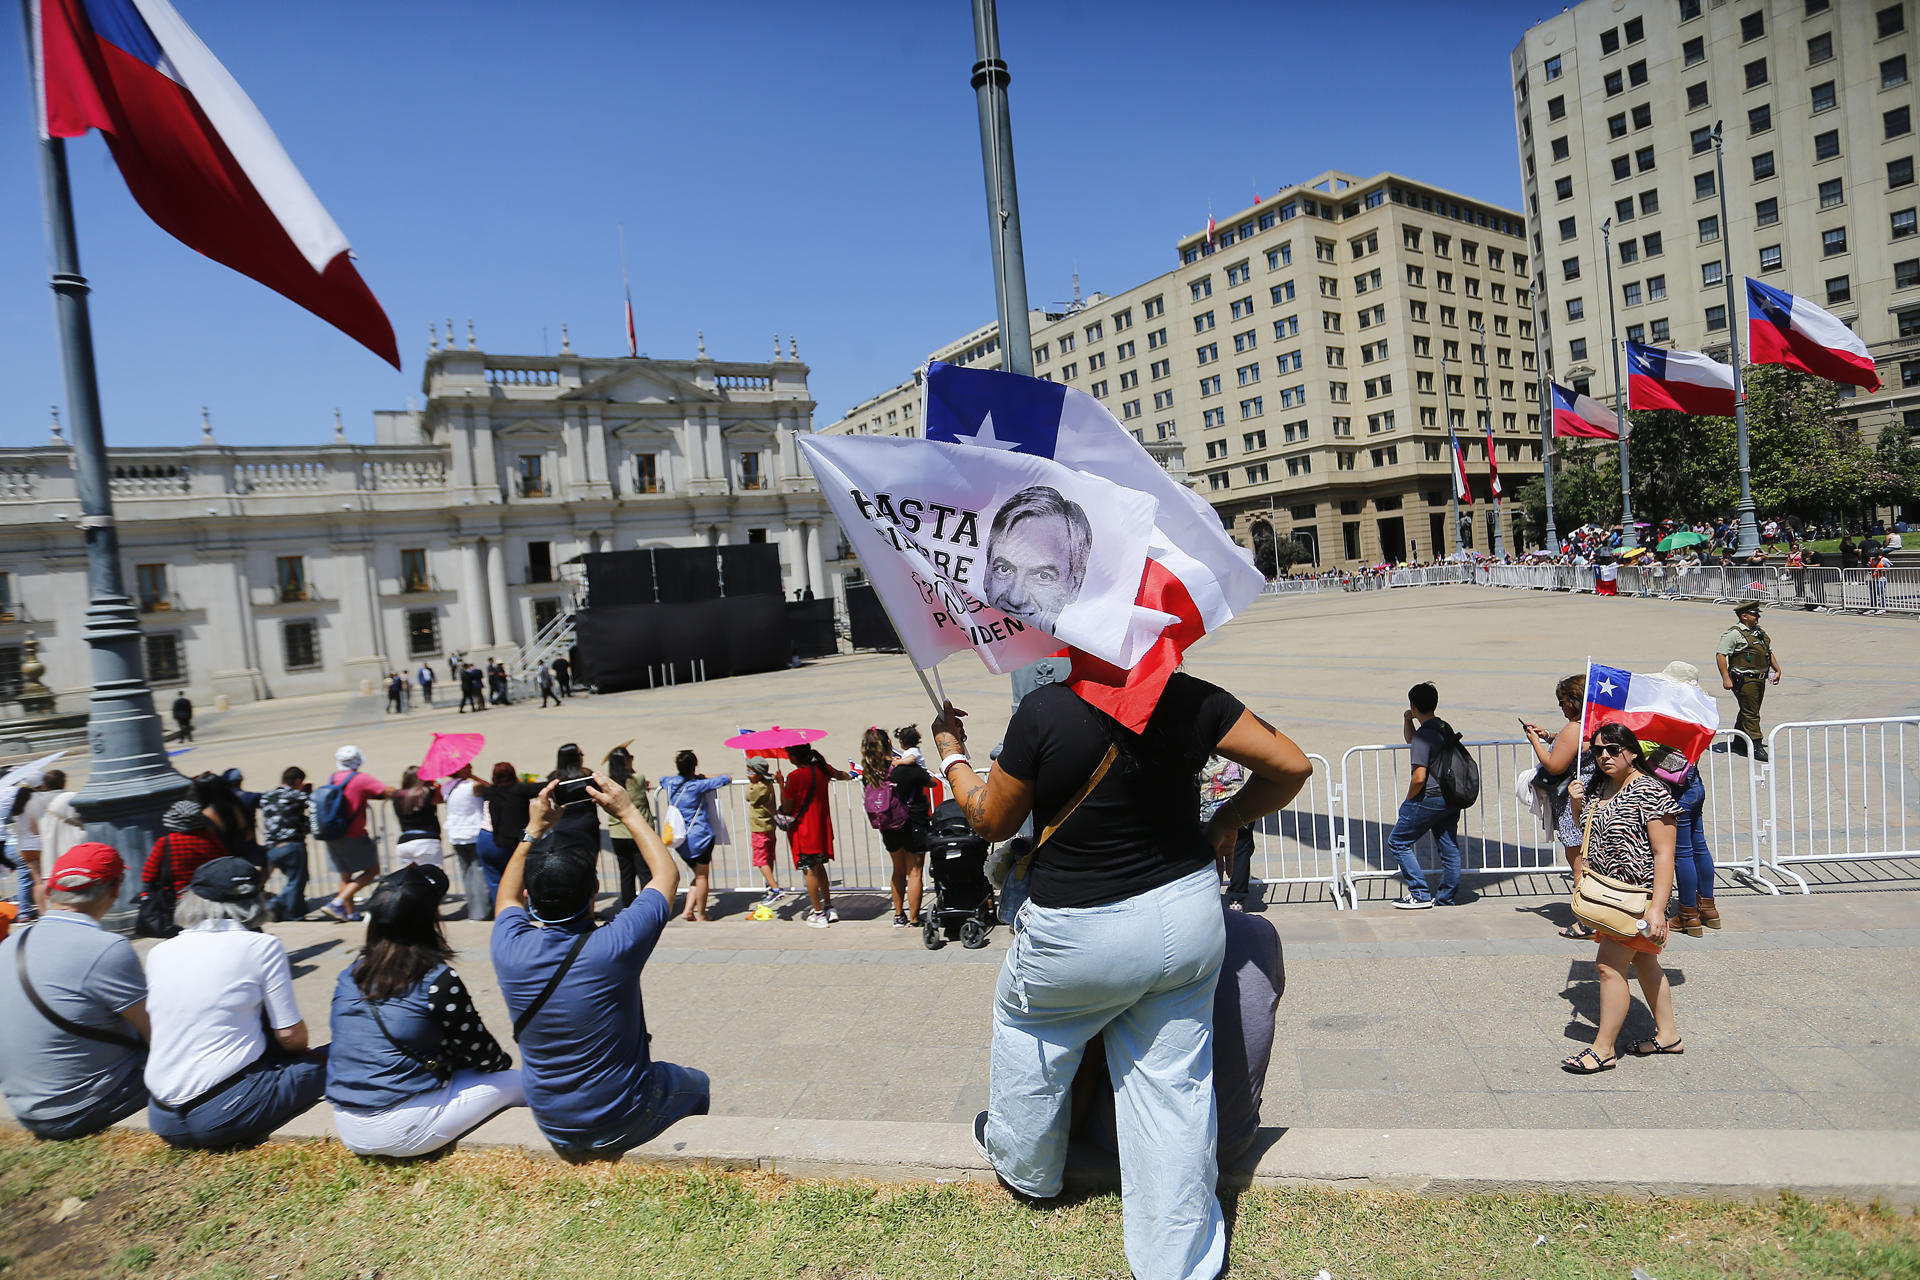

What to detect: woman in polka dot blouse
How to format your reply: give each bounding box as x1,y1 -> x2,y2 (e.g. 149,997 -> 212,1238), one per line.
324,864 -> 524,1157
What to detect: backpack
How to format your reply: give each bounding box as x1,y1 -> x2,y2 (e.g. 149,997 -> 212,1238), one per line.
864,780 -> 908,831
1425,720 -> 1481,810
311,769 -> 359,841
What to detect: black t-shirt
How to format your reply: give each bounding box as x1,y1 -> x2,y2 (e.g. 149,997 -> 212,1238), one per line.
889,761 -> 933,823
997,673 -> 1246,909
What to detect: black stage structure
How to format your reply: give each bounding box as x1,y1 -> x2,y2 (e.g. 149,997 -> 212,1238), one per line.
571,546 -> 836,692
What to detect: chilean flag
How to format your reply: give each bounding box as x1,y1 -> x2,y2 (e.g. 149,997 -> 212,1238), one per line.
919,361 -> 1264,731
1550,382 -> 1623,439
1583,661 -> 1721,764
1483,425 -> 1502,498
1448,431 -> 1474,505
1746,278 -> 1880,391
1626,341 -> 1736,416
33,0 -> 399,368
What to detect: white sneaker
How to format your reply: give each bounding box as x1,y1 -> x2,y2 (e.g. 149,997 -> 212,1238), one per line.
805,910 -> 831,929
826,907 -> 840,923
1392,895 -> 1434,910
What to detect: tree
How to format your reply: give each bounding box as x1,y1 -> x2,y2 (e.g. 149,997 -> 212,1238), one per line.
1249,522 -> 1278,578
1272,537 -> 1313,574
1741,365 -> 1883,519
1871,422 -> 1920,512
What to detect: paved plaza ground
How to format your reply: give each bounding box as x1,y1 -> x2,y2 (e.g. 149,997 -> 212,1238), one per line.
28,585 -> 1920,1196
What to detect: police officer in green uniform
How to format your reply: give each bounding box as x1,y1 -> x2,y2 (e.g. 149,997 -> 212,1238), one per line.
1712,602 -> 1780,761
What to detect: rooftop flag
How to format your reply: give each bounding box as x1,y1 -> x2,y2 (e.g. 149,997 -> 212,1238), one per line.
1550,382 -> 1624,439
1746,278 -> 1880,391
1583,661 -> 1721,764
1625,341 -> 1736,416
33,0 -> 399,368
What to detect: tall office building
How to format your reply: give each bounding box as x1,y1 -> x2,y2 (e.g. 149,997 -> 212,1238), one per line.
825,170 -> 1544,568
1512,0 -> 1920,437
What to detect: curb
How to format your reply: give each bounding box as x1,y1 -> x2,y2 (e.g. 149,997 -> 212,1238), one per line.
19,1110 -> 1919,1206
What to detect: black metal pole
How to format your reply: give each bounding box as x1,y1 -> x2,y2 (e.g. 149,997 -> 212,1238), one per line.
27,49 -> 189,914
1601,218 -> 1637,550
1712,122 -> 1760,556
969,0 -> 1032,377
1534,295 -> 1558,550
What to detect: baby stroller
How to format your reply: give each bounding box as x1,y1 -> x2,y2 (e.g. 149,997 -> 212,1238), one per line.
921,798 -> 996,950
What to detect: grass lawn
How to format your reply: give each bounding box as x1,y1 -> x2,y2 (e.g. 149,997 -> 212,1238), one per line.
1,1130 -> 1916,1279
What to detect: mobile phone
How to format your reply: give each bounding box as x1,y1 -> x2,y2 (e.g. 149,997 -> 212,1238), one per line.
552,776 -> 594,807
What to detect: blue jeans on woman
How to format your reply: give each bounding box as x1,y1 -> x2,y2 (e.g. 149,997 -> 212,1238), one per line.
1672,770 -> 1714,907
475,830 -> 510,909
985,864 -> 1227,1280
1386,791 -> 1462,904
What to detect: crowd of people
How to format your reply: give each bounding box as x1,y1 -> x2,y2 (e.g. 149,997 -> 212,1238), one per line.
378,654 -> 576,715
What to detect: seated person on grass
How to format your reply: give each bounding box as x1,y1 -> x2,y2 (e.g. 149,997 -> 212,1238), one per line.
0,843 -> 150,1140
490,775 -> 709,1162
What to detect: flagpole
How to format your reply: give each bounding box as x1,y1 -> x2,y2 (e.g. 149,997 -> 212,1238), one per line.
1473,321 -> 1506,557
1440,356 -> 1465,554
970,0 -> 1033,377
25,101 -> 188,914
1711,121 -> 1760,557
1533,294 -> 1559,552
1600,218 -> 1637,551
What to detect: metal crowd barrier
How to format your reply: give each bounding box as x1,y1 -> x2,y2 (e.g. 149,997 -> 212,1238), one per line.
1763,717 -> 1920,893
336,717 -> 1920,913
1462,561 -> 1918,616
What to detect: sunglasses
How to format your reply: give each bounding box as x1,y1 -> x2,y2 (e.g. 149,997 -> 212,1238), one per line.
1591,743 -> 1632,758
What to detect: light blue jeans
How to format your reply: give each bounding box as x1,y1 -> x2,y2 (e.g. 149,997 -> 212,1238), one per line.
987,864 -> 1226,1280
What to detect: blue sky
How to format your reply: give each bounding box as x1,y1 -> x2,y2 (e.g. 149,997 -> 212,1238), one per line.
1,0 -> 1549,447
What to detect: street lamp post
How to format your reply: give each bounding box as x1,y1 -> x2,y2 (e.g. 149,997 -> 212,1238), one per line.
1439,356 -> 1467,555
969,0 -> 1032,378
1599,217 -> 1637,551
1473,321 -> 1507,557
1533,295 -> 1558,551
1712,121 -> 1761,557
30,133 -> 189,919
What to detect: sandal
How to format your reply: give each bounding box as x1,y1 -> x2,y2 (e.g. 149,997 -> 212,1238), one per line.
1561,1048 -> 1616,1074
1627,1037 -> 1685,1056
1559,922 -> 1596,940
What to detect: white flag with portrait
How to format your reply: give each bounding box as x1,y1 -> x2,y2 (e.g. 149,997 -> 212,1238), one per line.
797,433 -> 1166,674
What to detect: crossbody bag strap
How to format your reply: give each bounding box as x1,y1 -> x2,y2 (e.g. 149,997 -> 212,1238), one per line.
362,974 -> 451,1080
1014,744 -> 1119,879
511,928 -> 591,1041
14,926 -> 145,1051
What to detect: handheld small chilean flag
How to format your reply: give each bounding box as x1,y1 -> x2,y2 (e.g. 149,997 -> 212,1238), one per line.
1550,382 -> 1623,439
1483,425 -> 1502,498
32,0 -> 399,368
1626,341 -> 1736,416
1448,431 -> 1474,505
1583,662 -> 1721,765
1746,278 -> 1881,391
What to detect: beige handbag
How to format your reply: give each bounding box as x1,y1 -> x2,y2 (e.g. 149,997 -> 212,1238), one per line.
1570,790 -> 1654,937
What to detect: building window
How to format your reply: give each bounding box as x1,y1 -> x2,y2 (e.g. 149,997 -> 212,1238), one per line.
1562,257 -> 1581,281
1200,375 -> 1221,396
1703,261 -> 1725,287
1647,274 -> 1667,300
1826,274 -> 1851,304
526,540 -> 554,584
1760,244 -> 1783,271
1814,130 -> 1840,161
143,633 -> 185,685
1551,136 -> 1571,162
1286,456 -> 1312,477
135,563 -> 169,612
1699,214 -> 1721,242
1752,151 -> 1775,180
1189,278 -> 1212,301
1612,155 -> 1632,180
1819,178 -> 1845,208
1226,262 -> 1251,286
1885,55 -> 1910,89
1741,10 -> 1765,40
1090,380 -> 1108,399
1687,82 -> 1709,109
515,454 -> 547,499
1636,146 -> 1656,172
1809,32 -> 1833,64
1267,245 -> 1293,269
401,548 -> 430,593
1705,303 -> 1728,331
1683,35 -> 1705,65
1694,171 -> 1716,199
1894,207 -> 1918,238
406,609 -> 441,658
1569,338 -> 1588,362
1892,157 -> 1916,188
1750,104 -> 1771,135
1879,4 -> 1906,38
1823,227 -> 1849,256
1756,196 -> 1780,226
1890,106 -> 1914,139
1690,126 -> 1713,154
1651,317 -> 1671,342
634,452 -> 660,494
1144,296 -> 1164,318
275,555 -> 306,603
1623,282 -> 1643,306
1812,81 -> 1837,113
282,620 -> 319,671
737,450 -> 764,490
1604,71 -> 1623,96
1898,259 -> 1920,288
1639,189 -> 1660,215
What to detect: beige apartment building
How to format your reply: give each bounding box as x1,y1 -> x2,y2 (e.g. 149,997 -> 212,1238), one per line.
824,171 -> 1546,568
1512,0 -> 1920,436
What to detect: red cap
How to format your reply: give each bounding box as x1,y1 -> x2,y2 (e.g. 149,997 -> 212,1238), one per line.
48,842 -> 124,891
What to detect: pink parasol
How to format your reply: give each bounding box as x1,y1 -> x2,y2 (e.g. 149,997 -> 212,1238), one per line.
418,732 -> 485,782
724,725 -> 827,760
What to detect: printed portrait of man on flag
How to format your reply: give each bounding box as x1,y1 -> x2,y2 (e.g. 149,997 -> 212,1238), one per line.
984,485 -> 1091,635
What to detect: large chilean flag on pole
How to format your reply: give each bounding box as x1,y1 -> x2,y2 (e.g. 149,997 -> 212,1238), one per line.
1582,661 -> 1721,764
1550,382 -> 1623,439
32,0 -> 400,368
1448,430 -> 1474,504
1626,341 -> 1736,416
1746,278 -> 1880,391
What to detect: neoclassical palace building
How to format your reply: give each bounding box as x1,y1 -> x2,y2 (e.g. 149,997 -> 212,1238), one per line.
0,331 -> 843,711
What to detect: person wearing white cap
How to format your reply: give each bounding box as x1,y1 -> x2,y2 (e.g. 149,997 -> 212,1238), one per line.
317,747 -> 396,923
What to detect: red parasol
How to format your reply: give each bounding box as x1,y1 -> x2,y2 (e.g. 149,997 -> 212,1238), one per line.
418,732 -> 485,782
723,726 -> 827,760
